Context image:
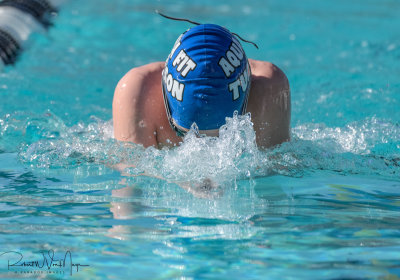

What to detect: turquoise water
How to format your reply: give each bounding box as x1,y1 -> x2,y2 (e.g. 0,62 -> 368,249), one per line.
1,0 -> 400,279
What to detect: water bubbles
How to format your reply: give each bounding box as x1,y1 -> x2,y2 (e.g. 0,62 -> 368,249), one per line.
387,44 -> 396,51
218,5 -> 231,13
361,40 -> 369,48
316,91 -> 333,104
138,120 -> 146,128
243,6 -> 252,15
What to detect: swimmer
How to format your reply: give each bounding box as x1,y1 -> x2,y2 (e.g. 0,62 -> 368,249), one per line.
113,22 -> 290,149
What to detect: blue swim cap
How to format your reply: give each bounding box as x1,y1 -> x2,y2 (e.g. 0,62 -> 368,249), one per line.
162,24 -> 251,132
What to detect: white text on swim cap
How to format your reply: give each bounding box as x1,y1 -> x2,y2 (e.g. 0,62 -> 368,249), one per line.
163,66 -> 185,101
218,41 -> 245,78
229,62 -> 250,100
173,50 -> 197,77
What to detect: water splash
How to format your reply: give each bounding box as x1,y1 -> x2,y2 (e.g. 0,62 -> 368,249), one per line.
292,117 -> 400,155
283,118 -> 400,178
3,111 -> 396,181
137,112 -> 262,183
10,111 -> 119,169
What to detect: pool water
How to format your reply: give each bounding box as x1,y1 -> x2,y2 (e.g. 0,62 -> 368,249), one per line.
1,0 -> 399,279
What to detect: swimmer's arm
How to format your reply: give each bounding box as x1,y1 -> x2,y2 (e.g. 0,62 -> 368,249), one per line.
112,68 -> 158,147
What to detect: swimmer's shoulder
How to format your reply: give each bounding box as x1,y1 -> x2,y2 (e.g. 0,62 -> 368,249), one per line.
113,62 -> 164,102
113,62 -> 164,146
249,59 -> 290,99
249,59 -> 288,85
116,62 -> 164,88
247,59 -> 291,147
133,61 -> 165,77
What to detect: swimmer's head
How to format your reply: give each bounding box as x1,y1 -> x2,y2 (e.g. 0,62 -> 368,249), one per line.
162,24 -> 251,136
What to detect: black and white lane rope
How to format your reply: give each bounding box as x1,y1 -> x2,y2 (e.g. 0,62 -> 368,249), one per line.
0,0 -> 64,69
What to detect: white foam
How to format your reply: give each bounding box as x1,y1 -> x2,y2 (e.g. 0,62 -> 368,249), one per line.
292,117 -> 400,154
12,112 -> 399,180
146,112 -> 261,182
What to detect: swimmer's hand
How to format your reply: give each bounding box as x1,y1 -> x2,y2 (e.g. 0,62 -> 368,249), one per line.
112,163 -> 222,199
178,178 -> 223,199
